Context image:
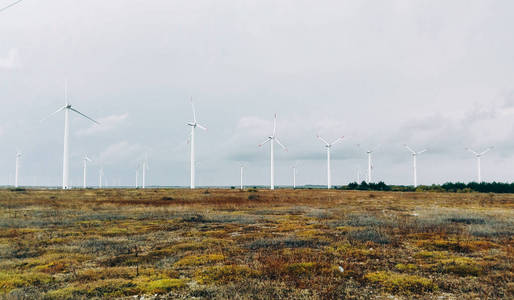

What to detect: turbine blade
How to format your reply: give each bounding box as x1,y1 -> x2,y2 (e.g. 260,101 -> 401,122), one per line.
317,134 -> 330,146
275,138 -> 287,151
190,97 -> 197,124
417,149 -> 428,155
0,0 -> 24,13
69,108 -> 100,124
466,148 -> 479,156
197,123 -> 207,131
331,136 -> 345,145
479,147 -> 493,156
404,144 -> 416,154
41,106 -> 66,122
272,114 -> 277,136
259,138 -> 272,147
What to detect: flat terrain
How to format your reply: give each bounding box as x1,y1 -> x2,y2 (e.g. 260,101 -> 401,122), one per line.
0,189 -> 513,299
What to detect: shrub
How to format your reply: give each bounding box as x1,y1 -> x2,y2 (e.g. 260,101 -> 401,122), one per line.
348,229 -> 390,244
195,265 -> 259,284
174,254 -> 224,267
246,237 -> 328,250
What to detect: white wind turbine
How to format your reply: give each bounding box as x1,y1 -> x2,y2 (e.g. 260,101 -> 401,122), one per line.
358,144 -> 379,183
142,155 -> 149,188
292,165 -> 298,189
15,151 -> 21,188
317,135 -> 344,189
98,167 -> 104,188
135,163 -> 140,188
240,164 -> 245,190
43,81 -> 99,190
466,147 -> 493,182
259,114 -> 287,190
186,98 -> 207,189
404,145 -> 427,188
82,155 -> 92,188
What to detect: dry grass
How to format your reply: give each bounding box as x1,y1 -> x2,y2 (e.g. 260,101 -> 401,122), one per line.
0,188 -> 513,299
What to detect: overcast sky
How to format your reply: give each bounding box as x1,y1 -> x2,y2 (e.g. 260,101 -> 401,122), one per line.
1,0 -> 513,187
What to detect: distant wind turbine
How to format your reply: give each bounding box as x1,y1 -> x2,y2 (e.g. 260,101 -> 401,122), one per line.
42,81 -> 99,189
135,163 -> 140,188
466,147 -> 493,182
82,155 -> 92,188
142,155 -> 149,188
259,114 -> 287,190
292,165 -> 298,189
404,145 -> 427,188
15,151 -> 21,188
317,135 -> 344,189
186,98 -> 207,189
99,167 -> 104,188
358,144 -> 379,183
240,164 -> 245,190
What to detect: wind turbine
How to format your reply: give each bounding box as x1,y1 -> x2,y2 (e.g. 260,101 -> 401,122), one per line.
99,167 -> 104,188
142,155 -> 149,188
15,151 -> 21,188
82,155 -> 92,188
240,164 -> 245,190
292,165 -> 298,189
404,145 -> 427,188
317,135 -> 344,189
358,144 -> 379,183
259,114 -> 287,190
186,98 -> 207,189
466,147 -> 493,182
42,81 -> 99,190
135,163 -> 140,188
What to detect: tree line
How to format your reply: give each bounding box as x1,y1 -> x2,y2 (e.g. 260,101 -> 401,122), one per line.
337,181 -> 514,194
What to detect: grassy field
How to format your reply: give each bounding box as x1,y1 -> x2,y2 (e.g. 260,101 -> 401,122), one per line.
0,188 -> 513,299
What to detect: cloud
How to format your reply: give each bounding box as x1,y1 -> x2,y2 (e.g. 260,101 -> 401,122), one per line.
98,141 -> 143,165
77,113 -> 129,136
0,48 -> 21,70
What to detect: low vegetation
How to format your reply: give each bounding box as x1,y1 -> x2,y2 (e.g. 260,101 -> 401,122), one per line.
0,188 -> 512,299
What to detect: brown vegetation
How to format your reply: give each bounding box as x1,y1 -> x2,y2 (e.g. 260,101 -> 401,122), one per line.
0,188 -> 513,299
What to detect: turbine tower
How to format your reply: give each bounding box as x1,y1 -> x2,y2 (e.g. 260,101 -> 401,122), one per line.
43,81 -> 99,189
82,155 -> 92,188
404,145 -> 427,188
135,163 -> 140,188
317,135 -> 344,189
366,150 -> 374,183
98,167 -> 104,188
142,155 -> 149,189
240,164 -> 244,190
15,151 -> 21,188
292,165 -> 298,189
357,144 -> 379,184
259,114 -> 287,190
186,98 -> 207,189
466,147 -> 493,182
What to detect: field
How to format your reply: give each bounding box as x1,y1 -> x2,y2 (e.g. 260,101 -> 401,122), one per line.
0,188 -> 513,299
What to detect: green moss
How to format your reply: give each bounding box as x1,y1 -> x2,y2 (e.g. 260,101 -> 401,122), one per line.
0,271 -> 53,293
365,271 -> 437,294
44,287 -> 82,300
174,254 -> 224,267
285,262 -> 318,276
138,278 -> 186,294
395,263 -> 418,272
435,257 -> 482,276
